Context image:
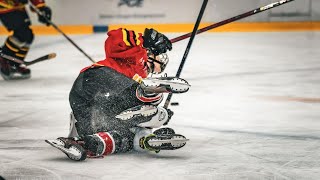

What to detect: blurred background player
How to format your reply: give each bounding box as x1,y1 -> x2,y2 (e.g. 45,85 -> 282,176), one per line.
0,0 -> 52,80
47,28 -> 190,161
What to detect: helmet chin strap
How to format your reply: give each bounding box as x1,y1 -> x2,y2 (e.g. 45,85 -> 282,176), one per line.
148,56 -> 164,65
147,55 -> 168,74
146,49 -> 169,74
147,59 -> 156,74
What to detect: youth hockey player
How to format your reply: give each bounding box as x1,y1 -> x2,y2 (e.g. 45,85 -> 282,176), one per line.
46,28 -> 190,161
0,0 -> 52,80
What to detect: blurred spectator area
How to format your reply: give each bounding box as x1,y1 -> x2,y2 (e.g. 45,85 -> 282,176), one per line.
0,0 -> 319,34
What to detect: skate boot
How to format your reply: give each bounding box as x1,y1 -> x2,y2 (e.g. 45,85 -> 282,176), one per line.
0,57 -> 12,80
45,137 -> 87,161
139,127 -> 188,152
0,57 -> 31,80
11,64 -> 31,79
141,76 -> 190,94
153,127 -> 176,136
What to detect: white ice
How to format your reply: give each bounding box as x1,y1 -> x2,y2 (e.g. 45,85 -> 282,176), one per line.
0,32 -> 320,180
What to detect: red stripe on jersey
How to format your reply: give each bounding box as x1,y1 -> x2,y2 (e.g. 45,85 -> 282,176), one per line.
96,132 -> 115,155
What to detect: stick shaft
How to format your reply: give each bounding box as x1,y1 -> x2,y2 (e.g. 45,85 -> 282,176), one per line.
164,0 -> 295,108
29,3 -> 96,63
0,52 -> 56,66
170,0 -> 295,43
0,53 -> 24,64
164,0 -> 209,108
25,53 -> 56,66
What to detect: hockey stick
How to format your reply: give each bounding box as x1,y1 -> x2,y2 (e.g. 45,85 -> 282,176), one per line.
0,52 -> 56,66
164,0 -> 295,108
25,53 -> 56,66
164,0 -> 208,109
170,0 -> 295,43
28,2 -> 96,63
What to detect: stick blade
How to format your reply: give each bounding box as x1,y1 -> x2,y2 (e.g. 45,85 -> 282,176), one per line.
47,53 -> 57,60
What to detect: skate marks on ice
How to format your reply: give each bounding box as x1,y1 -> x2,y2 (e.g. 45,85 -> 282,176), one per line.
45,151 -> 190,180
0,139 -> 98,180
0,139 -> 61,180
0,162 -> 62,180
0,160 -> 96,180
2,135 -> 318,180
0,111 -> 38,127
179,126 -> 320,180
0,139 -> 57,164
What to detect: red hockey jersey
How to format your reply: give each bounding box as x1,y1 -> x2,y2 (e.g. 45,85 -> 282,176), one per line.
0,0 -> 46,14
81,28 -> 149,79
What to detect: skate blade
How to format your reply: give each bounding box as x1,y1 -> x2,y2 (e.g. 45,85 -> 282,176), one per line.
148,138 -> 189,143
45,139 -> 65,146
1,73 -> 30,80
148,136 -> 189,148
45,139 -> 71,154
144,77 -> 190,93
45,140 -> 84,161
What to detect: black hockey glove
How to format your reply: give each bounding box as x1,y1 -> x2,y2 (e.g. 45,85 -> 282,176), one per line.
143,28 -> 172,56
38,6 -> 52,26
163,108 -> 174,125
17,0 -> 28,4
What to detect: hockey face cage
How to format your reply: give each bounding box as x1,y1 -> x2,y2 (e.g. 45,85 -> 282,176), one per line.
147,52 -> 169,74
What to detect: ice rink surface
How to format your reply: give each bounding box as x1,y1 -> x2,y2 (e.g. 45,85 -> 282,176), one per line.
0,31 -> 320,180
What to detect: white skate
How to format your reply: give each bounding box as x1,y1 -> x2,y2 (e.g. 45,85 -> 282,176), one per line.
141,76 -> 190,94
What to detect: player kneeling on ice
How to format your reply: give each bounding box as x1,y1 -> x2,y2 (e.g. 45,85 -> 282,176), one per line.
46,28 -> 190,161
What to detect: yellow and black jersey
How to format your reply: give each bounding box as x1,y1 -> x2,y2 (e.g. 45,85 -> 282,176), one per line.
0,0 -> 46,14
